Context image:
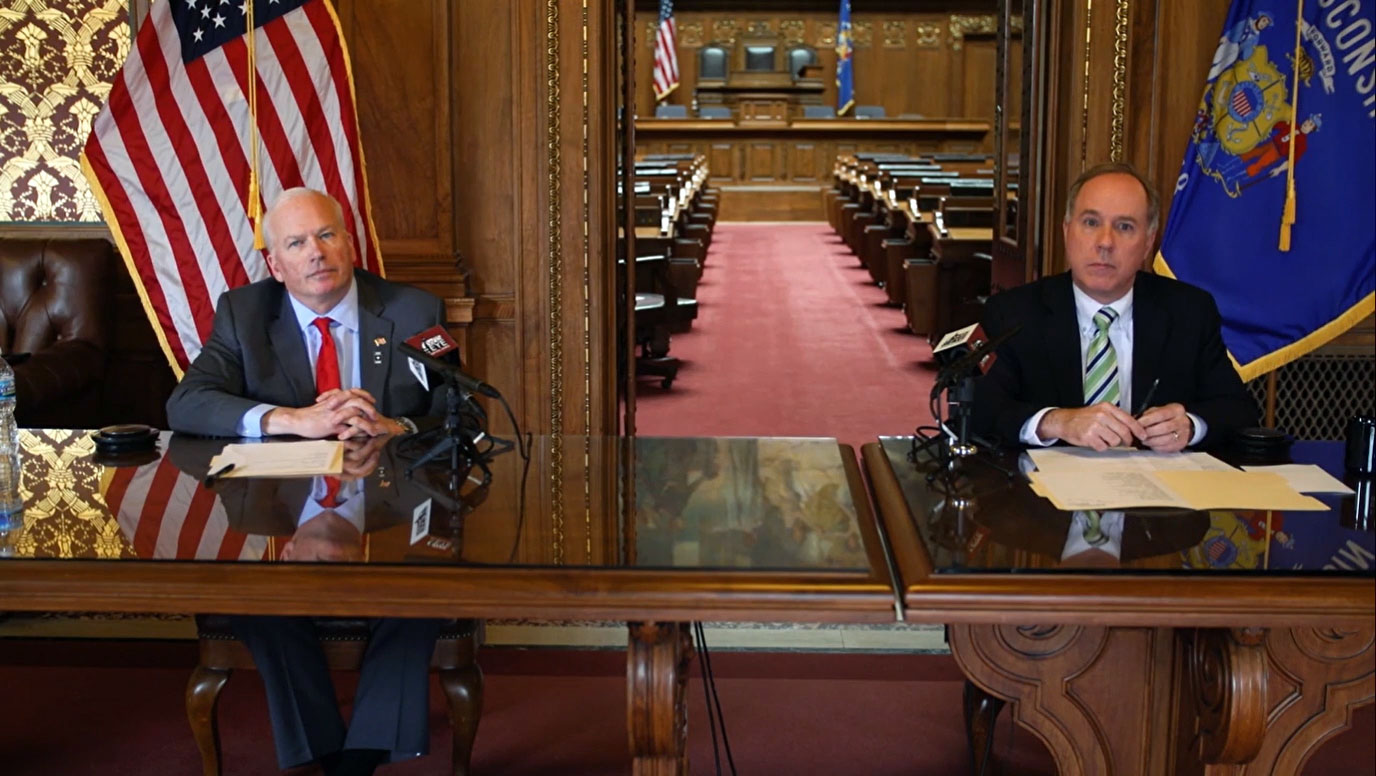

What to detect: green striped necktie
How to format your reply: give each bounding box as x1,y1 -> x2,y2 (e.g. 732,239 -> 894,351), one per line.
1083,306 -> 1121,407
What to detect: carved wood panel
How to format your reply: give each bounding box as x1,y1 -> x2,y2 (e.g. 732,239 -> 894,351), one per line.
633,7 -> 1000,120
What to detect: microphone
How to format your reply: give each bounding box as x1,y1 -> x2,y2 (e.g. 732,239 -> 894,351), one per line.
933,323 -> 1020,391
399,326 -> 501,399
932,323 -> 986,367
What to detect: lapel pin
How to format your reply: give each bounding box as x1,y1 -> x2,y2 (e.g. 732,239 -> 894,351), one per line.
373,337 -> 387,346
372,351 -> 383,365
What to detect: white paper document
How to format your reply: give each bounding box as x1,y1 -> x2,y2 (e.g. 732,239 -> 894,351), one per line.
208,440 -> 344,478
1026,447 -> 1236,473
1241,464 -> 1354,494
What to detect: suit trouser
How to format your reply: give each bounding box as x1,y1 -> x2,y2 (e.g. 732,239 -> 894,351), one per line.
229,615 -> 443,769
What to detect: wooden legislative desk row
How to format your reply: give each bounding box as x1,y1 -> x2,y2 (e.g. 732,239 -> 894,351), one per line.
826,153 -> 1004,340
624,155 -> 718,389
2,429 -> 1371,775
634,119 -> 991,185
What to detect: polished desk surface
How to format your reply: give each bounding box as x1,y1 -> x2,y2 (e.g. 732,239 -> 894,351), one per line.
930,225 -> 993,242
863,437 -> 1375,626
0,430 -> 897,621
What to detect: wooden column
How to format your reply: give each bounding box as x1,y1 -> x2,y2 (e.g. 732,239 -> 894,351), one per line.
627,621 -> 694,776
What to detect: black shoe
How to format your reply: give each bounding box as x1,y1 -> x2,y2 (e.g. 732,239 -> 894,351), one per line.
326,748 -> 388,776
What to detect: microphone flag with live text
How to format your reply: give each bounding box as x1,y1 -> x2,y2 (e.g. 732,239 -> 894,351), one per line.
400,326 -> 500,399
1155,0 -> 1375,381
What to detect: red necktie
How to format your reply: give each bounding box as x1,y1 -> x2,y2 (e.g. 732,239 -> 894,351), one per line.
312,317 -> 341,507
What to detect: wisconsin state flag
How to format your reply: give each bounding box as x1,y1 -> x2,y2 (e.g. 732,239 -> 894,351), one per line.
1156,0 -> 1375,381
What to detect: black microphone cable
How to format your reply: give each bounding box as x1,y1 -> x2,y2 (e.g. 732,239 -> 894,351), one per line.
492,390 -> 532,564
693,622 -> 738,776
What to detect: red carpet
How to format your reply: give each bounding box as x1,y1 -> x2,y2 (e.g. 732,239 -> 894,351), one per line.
1,643 -> 1370,774
636,222 -> 937,451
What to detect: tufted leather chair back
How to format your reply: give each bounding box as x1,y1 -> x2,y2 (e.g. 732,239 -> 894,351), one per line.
0,239 -> 110,357
0,238 -> 175,429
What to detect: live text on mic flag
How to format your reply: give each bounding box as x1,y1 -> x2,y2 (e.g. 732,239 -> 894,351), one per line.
1155,0 -> 1375,381
80,0 -> 381,375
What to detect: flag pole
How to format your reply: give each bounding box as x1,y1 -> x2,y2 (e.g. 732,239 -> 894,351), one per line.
246,0 -> 265,251
1279,0 -> 1304,252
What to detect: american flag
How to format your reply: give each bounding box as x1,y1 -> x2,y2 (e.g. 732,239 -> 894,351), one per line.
81,0 -> 380,374
651,0 -> 679,100
105,456 -> 266,561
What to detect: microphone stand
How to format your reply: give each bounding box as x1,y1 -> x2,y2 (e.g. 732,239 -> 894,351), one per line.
406,377 -> 492,487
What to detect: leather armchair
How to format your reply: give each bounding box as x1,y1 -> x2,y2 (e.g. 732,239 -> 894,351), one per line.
0,239 -> 110,428
0,238 -> 176,429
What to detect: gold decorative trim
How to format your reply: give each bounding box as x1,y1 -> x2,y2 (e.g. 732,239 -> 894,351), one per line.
746,20 -> 772,38
546,0 -> 565,563
779,19 -> 805,46
644,20 -> 656,50
712,19 -> 738,45
816,22 -> 836,48
882,20 -> 905,49
581,0 -> 591,561
680,20 -> 704,47
915,23 -> 942,49
852,21 -> 872,48
1110,0 -> 1129,162
948,14 -> 997,51
1080,0 -> 1094,168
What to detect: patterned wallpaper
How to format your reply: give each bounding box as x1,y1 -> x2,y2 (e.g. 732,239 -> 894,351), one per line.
0,0 -> 128,223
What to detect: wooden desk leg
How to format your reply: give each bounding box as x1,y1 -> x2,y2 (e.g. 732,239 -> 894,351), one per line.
1183,625 -> 1375,774
948,623 -> 1182,775
628,622 -> 693,776
950,623 -> 1376,776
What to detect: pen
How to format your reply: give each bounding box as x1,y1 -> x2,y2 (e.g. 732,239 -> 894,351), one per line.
1134,378 -> 1160,418
203,463 -> 235,488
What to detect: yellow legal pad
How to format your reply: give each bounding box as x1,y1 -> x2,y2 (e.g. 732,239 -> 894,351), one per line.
1026,469 -> 1328,512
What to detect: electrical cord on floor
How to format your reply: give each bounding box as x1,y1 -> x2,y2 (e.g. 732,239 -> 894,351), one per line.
693,622 -> 738,776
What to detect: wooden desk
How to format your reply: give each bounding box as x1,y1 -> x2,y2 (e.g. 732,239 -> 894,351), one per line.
929,224 -> 992,340
1,430 -> 898,776
636,119 -> 989,185
862,437 -> 1375,775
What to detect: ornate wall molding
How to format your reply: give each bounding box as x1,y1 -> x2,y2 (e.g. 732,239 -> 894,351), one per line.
1080,0 -> 1094,167
679,20 -> 704,47
852,20 -> 872,48
815,21 -> 835,48
745,19 -> 772,38
1110,0 -> 1129,162
546,0 -> 565,562
711,18 -> 738,45
915,22 -> 942,49
948,14 -> 996,51
779,19 -> 804,46
882,20 -> 905,49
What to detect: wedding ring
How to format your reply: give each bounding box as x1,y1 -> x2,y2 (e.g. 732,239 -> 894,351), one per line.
1172,430 -> 1179,440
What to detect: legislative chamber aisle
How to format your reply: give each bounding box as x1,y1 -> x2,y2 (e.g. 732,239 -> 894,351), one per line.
636,222 -> 936,448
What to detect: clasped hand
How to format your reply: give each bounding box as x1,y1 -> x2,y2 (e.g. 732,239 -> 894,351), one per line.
1038,402 -> 1191,452
262,388 -> 406,439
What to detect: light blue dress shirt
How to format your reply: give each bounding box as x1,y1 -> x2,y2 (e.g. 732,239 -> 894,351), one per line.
237,279 -> 362,437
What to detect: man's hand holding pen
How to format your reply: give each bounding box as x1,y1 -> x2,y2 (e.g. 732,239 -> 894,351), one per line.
1137,402 -> 1192,453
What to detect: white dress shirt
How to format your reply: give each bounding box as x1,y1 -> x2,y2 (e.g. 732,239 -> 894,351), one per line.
237,279 -> 362,437
1019,283 -> 1207,447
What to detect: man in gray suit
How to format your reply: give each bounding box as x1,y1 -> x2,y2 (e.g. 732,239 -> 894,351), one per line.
167,189 -> 447,776
167,187 -> 445,439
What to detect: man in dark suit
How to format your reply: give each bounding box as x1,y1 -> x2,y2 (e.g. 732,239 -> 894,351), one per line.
166,189 -> 447,776
974,163 -> 1257,450
167,188 -> 444,439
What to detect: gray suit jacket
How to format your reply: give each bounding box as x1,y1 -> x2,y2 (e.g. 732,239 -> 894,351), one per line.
166,269 -> 447,436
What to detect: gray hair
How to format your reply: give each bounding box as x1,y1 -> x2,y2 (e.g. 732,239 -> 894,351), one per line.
262,187 -> 346,246
1063,162 -> 1160,234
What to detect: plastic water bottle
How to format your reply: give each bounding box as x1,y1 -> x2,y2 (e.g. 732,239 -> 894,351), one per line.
0,354 -> 21,531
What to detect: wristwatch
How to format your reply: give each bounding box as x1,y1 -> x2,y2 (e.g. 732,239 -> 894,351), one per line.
394,416 -> 418,435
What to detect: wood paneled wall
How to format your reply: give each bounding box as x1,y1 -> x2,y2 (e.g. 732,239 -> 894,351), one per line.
332,0 -> 621,561
633,3 -> 1001,121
